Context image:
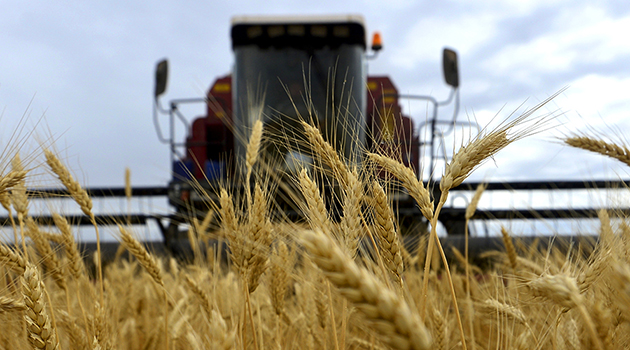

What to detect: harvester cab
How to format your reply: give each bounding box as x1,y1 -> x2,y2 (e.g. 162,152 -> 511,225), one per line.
153,15 -> 464,241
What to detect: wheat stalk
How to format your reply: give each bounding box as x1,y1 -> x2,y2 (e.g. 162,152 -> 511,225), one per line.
300,229 -> 432,350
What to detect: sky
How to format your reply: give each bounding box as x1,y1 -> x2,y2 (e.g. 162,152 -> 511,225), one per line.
3,1 -> 630,231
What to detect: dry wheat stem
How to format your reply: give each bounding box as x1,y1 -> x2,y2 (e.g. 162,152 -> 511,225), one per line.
420,191 -> 467,350
463,183 -> 485,350
300,229 -> 432,350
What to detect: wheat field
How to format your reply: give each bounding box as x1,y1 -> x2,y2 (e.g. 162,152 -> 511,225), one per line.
3,99 -> 630,349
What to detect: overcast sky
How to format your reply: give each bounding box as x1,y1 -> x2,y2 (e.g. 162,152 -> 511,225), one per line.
3,0 -> 630,191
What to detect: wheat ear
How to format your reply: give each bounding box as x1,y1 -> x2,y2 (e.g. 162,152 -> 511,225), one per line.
0,242 -> 26,274
118,226 -> 168,350
299,168 -> 330,232
0,170 -> 27,192
341,168 -> 363,258
270,241 -> 290,317
367,153 -> 433,221
21,263 -> 60,350
11,154 -> 29,257
118,226 -> 164,287
430,308 -> 446,350
44,149 -> 104,306
300,229 -> 432,350
501,227 -> 518,272
302,121 -> 349,186
25,217 -> 67,291
183,274 -> 212,318
0,296 -> 26,313
528,273 -> 604,350
371,181 -> 404,285
52,213 -> 85,280
245,118 -> 263,205
565,135 -> 630,167
245,184 -> 272,293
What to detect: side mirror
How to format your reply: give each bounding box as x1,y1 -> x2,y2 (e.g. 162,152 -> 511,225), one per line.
442,48 -> 459,88
154,59 -> 169,98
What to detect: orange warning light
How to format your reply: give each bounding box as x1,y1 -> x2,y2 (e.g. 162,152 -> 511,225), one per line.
371,32 -> 383,52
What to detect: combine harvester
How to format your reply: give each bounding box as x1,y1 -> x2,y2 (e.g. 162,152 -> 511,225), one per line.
154,15 -> 465,242
151,14 -> 630,257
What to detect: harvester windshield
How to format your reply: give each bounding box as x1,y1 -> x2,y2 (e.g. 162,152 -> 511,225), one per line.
231,16 -> 367,174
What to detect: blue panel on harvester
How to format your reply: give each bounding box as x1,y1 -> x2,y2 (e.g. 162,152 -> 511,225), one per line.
205,160 -> 225,181
172,160 -> 194,181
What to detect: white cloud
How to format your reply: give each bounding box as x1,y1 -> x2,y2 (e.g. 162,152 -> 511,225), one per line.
391,14 -> 498,69
563,75 -> 630,127
483,6 -> 630,78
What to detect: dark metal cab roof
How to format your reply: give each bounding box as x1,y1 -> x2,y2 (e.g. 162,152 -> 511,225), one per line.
231,15 -> 366,50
